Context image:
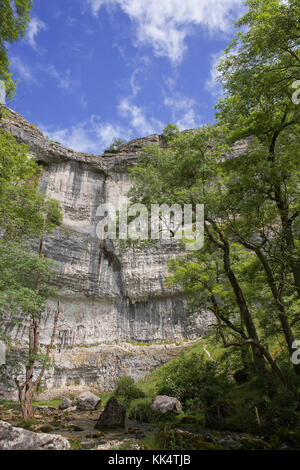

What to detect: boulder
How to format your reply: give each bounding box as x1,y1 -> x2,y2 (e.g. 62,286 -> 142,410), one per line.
0,421 -> 70,450
151,395 -> 182,414
95,397 -> 126,429
59,397 -> 73,410
72,391 -> 101,411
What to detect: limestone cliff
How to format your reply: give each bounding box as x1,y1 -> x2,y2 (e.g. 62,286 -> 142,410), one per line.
0,108 -> 212,393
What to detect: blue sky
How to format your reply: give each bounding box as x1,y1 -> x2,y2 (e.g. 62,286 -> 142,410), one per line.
7,0 -> 245,154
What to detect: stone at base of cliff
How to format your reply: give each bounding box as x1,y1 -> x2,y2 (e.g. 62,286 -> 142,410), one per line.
151,395 -> 182,414
59,397 -> 73,410
72,391 -> 101,411
0,421 -> 70,450
95,397 -> 126,429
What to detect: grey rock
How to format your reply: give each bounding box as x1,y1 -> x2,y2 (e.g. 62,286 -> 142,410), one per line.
0,421 -> 70,450
151,395 -> 182,414
35,406 -> 57,416
59,397 -> 73,410
0,108 -> 215,396
72,391 -> 101,410
95,397 -> 126,428
62,405 -> 77,414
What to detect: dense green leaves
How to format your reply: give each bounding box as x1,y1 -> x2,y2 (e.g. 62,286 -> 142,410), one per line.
0,1 -> 33,99
0,129 -> 62,417
128,0 -> 300,384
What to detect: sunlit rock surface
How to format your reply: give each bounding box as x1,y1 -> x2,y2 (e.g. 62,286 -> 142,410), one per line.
0,108 -> 214,392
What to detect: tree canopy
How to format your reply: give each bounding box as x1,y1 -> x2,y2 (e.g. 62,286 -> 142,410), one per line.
0,0 -> 33,99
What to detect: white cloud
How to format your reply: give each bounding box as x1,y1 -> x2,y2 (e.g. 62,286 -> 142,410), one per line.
39,97 -> 163,154
118,98 -> 162,135
41,65 -> 72,91
87,0 -> 243,63
164,93 -> 202,130
10,57 -> 74,92
39,116 -> 131,154
205,52 -> 223,97
10,57 -> 36,82
26,17 -> 47,50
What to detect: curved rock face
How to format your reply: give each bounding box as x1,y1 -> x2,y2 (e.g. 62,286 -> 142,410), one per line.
0,108 -> 213,392
1,108 -> 205,346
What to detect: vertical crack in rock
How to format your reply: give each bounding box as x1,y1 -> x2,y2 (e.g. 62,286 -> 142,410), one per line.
0,108 -> 214,394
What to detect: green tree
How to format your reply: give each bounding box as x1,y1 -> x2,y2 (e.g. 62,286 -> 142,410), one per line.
216,0 -> 300,300
0,1 -> 33,100
129,129 -> 270,376
0,130 -> 62,417
128,1 -> 300,387
0,242 -> 60,418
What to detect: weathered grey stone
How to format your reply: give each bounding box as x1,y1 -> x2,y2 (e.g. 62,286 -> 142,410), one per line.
0,108 -> 215,395
151,395 -> 182,414
35,406 -> 57,416
0,421 -> 70,450
95,397 -> 126,428
72,391 -> 101,410
59,397 -> 73,410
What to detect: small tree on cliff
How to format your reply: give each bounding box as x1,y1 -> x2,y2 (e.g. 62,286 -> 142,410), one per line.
0,129 -> 62,417
0,243 -> 61,418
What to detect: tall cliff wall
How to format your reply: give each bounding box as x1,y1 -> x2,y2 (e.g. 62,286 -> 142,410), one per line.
0,109 -> 212,394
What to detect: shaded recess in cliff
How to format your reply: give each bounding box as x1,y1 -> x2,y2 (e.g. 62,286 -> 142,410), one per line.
0,108 -> 211,349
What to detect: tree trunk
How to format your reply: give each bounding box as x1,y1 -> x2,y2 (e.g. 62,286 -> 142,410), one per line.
241,242 -> 300,376
23,381 -> 34,419
205,221 -> 266,374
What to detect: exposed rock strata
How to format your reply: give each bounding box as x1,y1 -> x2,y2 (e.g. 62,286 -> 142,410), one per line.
0,108 -> 216,393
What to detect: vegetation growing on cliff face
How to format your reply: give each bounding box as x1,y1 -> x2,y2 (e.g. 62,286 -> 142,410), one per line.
0,1 -> 63,419
0,130 -> 62,418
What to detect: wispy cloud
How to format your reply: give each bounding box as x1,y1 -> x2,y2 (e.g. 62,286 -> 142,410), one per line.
10,57 -> 37,83
39,116 -> 131,154
39,96 -> 163,154
118,98 -> 163,136
205,52 -> 223,97
25,16 -> 47,50
86,0 -> 243,63
41,65 -> 73,91
164,93 -> 202,130
10,57 -> 75,93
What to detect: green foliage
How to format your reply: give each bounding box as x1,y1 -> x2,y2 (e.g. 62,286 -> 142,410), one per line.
68,439 -> 82,450
17,418 -> 39,430
0,129 -> 62,417
153,424 -> 224,450
157,352 -> 230,409
162,123 -> 180,142
0,241 -> 58,320
104,137 -> 126,153
127,397 -> 162,423
0,131 -> 62,241
0,1 -> 33,99
128,2 -> 300,386
114,376 -> 145,404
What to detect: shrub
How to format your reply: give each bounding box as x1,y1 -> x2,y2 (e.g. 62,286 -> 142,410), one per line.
205,399 -> 237,430
154,424 -> 224,450
157,352 -> 229,410
127,397 -> 162,423
114,376 -> 145,404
